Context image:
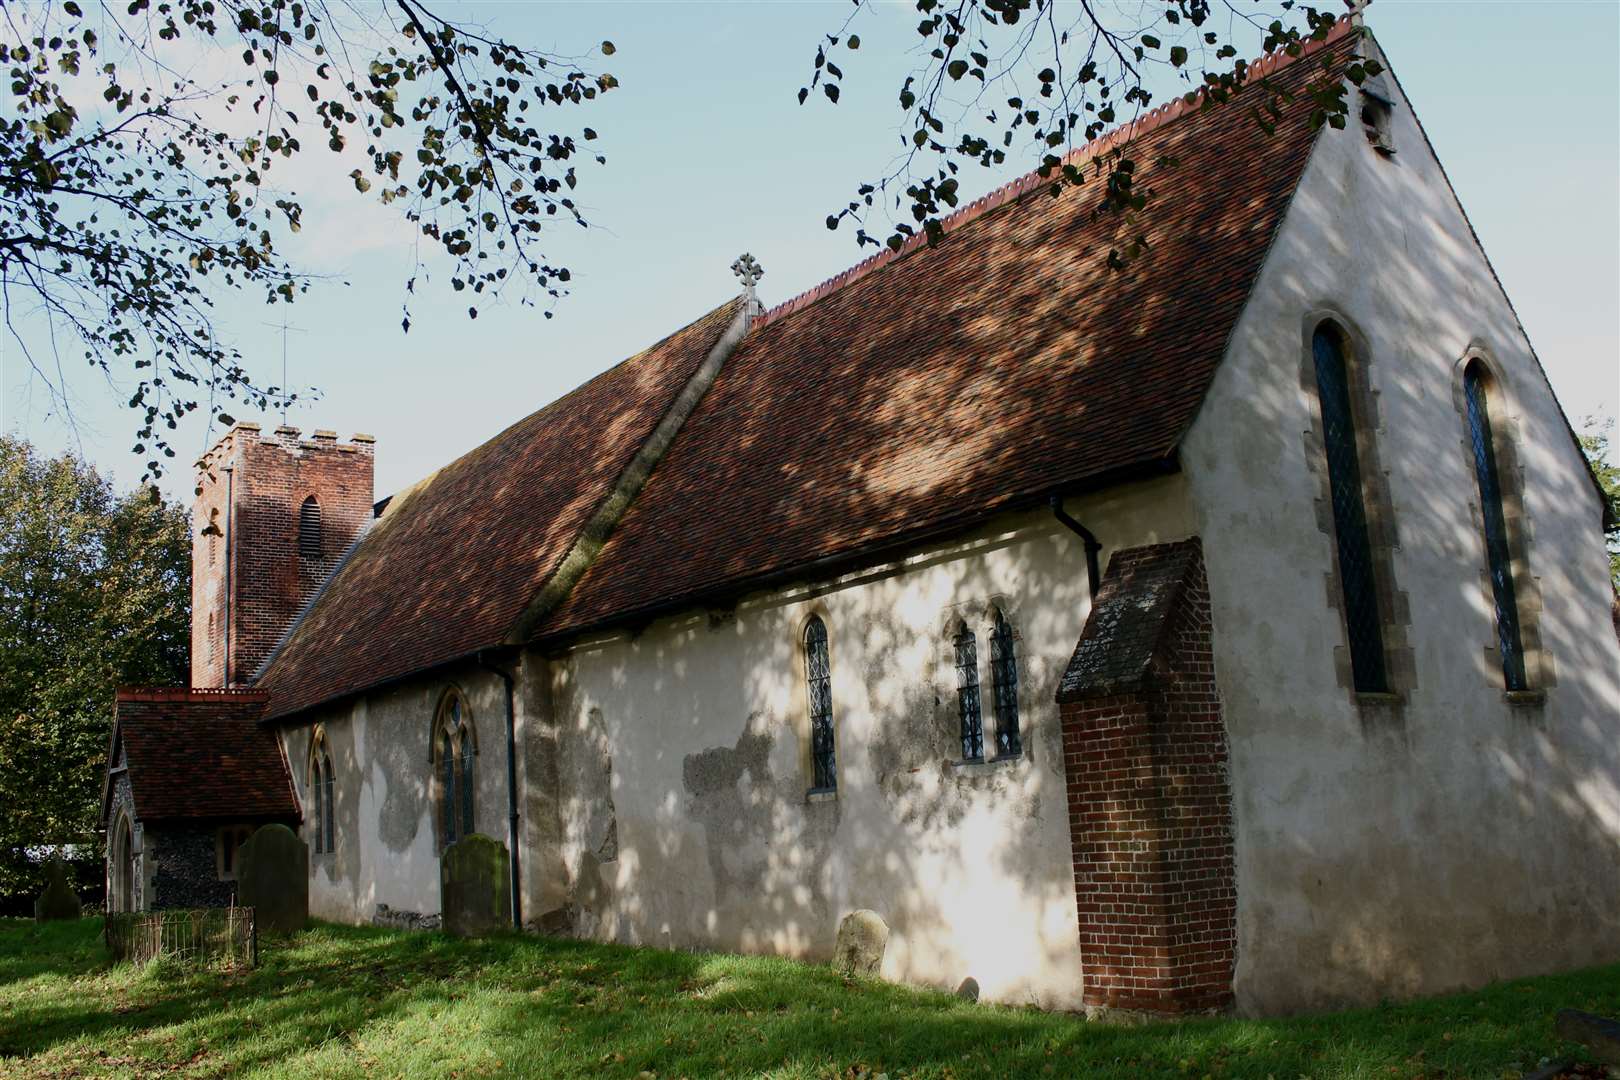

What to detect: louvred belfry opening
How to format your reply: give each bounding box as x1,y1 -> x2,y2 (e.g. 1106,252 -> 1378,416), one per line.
192,424 -> 375,688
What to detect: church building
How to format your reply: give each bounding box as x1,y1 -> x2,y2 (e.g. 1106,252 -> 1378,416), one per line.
104,22 -> 1620,1016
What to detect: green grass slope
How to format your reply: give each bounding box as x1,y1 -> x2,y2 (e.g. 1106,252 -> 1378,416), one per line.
0,918 -> 1614,1079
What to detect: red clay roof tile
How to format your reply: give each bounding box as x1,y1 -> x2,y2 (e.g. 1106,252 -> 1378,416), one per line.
257,299 -> 744,720
257,26 -> 1361,716
110,689 -> 296,822
535,30 -> 1359,639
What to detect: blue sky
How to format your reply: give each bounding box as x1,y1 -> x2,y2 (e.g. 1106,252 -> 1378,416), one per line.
4,1 -> 1617,503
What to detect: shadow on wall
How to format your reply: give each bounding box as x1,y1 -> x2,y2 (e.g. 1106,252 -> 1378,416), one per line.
1182,85 -> 1620,1013
551,521 -> 1123,1006
543,108 -> 1619,1011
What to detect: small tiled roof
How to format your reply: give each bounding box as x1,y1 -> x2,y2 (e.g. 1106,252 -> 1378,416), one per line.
107,689 -> 297,823
257,300 -> 744,720
535,28 -> 1358,639
1056,540 -> 1201,702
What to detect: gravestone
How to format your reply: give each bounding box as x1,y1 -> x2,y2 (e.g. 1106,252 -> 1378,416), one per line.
440,833 -> 511,938
34,857 -> 82,921
834,909 -> 889,978
237,824 -> 309,935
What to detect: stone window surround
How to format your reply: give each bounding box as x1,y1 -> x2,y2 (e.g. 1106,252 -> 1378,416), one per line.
1297,307 -> 1416,710
795,606 -> 839,802
1448,345 -> 1553,699
306,724 -> 335,856
932,595 -> 1030,769
429,685 -> 479,848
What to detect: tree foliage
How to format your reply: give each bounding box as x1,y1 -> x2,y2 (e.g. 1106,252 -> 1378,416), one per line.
1579,417 -> 1620,589
805,0 -> 1380,259
0,436 -> 189,902
2,0 -> 615,479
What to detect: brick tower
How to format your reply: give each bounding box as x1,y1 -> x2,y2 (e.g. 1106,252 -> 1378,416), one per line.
192,423 -> 375,688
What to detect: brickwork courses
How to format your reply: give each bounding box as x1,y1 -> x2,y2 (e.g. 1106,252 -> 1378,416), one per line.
192,424 -> 374,687
1056,539 -> 1237,1013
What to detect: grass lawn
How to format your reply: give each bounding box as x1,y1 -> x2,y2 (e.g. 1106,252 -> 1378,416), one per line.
0,918 -> 1615,1079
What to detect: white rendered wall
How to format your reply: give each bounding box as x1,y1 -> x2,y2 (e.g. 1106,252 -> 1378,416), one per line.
283,664 -> 517,925
1181,37 -> 1620,1015
547,479 -> 1196,1007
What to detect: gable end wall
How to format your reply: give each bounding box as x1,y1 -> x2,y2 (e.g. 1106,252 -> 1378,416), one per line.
1181,36 -> 1620,1014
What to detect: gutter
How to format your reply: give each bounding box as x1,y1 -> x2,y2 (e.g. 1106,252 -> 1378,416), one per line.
261,456 -> 1177,725
475,650 -> 522,931
1049,495 -> 1104,603
534,456 -> 1174,649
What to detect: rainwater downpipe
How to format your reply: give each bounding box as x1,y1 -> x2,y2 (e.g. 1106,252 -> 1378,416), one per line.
222,464 -> 234,689
1050,495 -> 1103,606
475,651 -> 522,930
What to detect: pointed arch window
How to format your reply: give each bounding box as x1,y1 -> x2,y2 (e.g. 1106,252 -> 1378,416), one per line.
434,691 -> 475,846
1312,324 -> 1389,692
309,729 -> 335,854
804,616 -> 836,792
298,495 -> 322,560
954,622 -> 984,761
989,609 -> 1022,756
1464,361 -> 1528,690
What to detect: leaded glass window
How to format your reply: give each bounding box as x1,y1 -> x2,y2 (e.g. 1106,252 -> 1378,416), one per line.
436,692 -> 475,847
1464,362 -> 1528,690
440,730 -> 457,844
458,728 -> 475,836
989,609 -> 1022,756
954,622 -> 984,761
311,759 -> 325,854
804,616 -> 836,791
1312,325 -> 1389,693
321,752 -> 335,854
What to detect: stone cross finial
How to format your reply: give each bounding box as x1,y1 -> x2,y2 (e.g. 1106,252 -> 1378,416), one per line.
731,253 -> 764,291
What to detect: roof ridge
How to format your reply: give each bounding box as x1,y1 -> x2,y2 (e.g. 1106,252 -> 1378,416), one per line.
756,19 -> 1358,331
117,687 -> 271,702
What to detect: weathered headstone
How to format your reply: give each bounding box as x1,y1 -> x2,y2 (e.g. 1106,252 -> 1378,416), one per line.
955,976 -> 980,1002
440,833 -> 511,938
1556,1009 -> 1620,1066
237,824 -> 309,935
834,909 -> 889,978
34,857 -> 82,921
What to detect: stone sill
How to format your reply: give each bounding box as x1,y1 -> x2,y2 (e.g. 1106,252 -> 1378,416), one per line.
1353,692 -> 1403,708
805,788 -> 837,804
949,754 -> 1024,776
1504,689 -> 1547,707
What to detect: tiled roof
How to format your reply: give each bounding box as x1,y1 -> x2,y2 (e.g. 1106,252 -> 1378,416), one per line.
1056,540 -> 1201,702
535,28 -> 1358,639
108,689 -> 297,822
257,300 -> 744,720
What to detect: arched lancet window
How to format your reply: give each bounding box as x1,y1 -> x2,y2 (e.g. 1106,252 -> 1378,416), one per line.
298,495 -> 322,560
309,730 -> 336,854
989,609 -> 1022,756
954,621 -> 984,761
804,616 -> 836,791
434,690 -> 475,846
458,726 -> 475,837
1312,323 -> 1389,692
1464,361 -> 1528,690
